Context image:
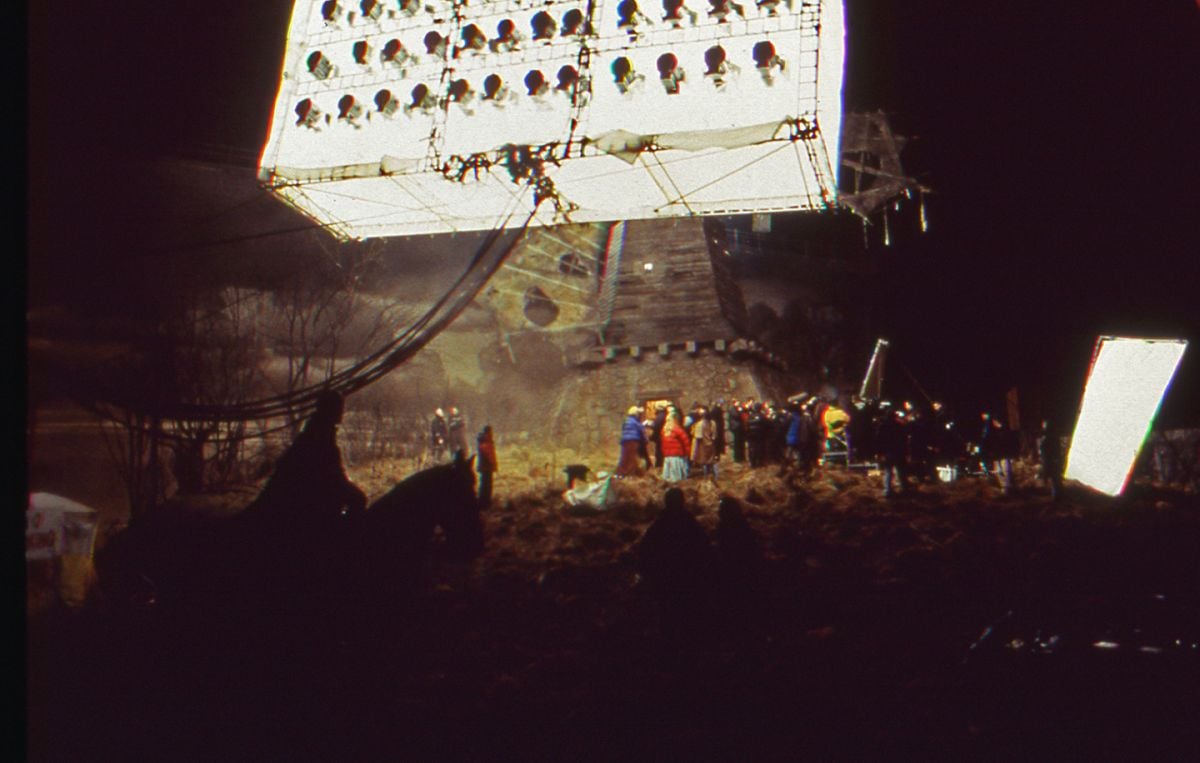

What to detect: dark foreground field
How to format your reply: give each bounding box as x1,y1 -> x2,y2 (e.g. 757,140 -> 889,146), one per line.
26,463 -> 1200,761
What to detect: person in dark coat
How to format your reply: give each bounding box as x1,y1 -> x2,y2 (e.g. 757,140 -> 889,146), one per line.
926,401 -> 951,472
847,396 -> 873,464
715,496 -> 766,635
245,390 -> 367,524
766,403 -> 788,465
728,402 -> 745,463
1037,419 -> 1064,500
908,408 -> 936,483
745,403 -> 766,468
711,401 -> 727,459
977,411 -> 997,476
979,412 -> 1014,492
476,425 -> 498,507
635,487 -> 717,638
876,408 -> 908,498
800,400 -> 821,473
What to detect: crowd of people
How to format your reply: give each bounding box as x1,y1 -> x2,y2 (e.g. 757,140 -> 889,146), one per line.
415,394 -> 1064,505
614,394 -> 1065,498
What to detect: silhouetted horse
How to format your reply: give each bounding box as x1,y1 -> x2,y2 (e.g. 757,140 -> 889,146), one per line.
339,453 -> 483,610
97,455 -> 483,626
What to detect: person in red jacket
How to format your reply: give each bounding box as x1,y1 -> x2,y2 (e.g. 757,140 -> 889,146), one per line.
476,425 -> 498,507
660,407 -> 691,483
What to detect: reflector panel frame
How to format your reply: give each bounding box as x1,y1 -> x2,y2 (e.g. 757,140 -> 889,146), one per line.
259,0 -> 845,239
1064,336 -> 1187,496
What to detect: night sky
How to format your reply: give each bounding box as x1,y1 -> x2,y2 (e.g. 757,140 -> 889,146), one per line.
27,1 -> 1200,426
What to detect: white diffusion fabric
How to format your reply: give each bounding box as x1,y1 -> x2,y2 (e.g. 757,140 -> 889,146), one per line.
1065,337 -> 1188,496
259,0 -> 844,238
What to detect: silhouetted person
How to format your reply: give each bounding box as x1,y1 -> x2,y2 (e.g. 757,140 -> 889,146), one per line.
236,390 -> 367,608
767,404 -> 788,465
635,488 -> 717,639
1037,419 -> 1064,500
908,408 -> 936,483
245,390 -> 367,524
476,425 -> 497,507
847,396 -> 873,464
997,421 -> 1019,494
728,404 -> 745,463
715,496 -> 766,637
876,409 -> 907,498
979,412 -> 1014,493
745,404 -> 766,467
711,401 -> 726,460
977,411 -> 998,475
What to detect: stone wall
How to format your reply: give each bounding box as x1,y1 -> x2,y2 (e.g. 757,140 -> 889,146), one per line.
543,349 -> 793,453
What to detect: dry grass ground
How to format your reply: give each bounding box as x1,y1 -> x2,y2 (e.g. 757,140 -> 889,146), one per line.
26,446 -> 1200,761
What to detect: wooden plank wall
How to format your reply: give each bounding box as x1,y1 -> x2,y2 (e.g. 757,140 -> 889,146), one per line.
604,218 -> 746,347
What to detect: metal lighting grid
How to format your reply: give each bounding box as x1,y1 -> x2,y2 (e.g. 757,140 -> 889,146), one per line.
1064,336 -> 1188,496
259,0 -> 844,239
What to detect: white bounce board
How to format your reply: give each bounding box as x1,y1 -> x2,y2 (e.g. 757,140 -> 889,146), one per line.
1065,336 -> 1187,496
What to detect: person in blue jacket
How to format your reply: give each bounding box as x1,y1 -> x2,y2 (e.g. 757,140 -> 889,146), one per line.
616,405 -> 647,477
785,402 -> 809,473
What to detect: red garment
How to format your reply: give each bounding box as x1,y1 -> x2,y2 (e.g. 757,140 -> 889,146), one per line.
659,425 -> 691,458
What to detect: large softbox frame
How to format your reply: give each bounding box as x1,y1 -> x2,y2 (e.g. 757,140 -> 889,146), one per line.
1065,336 -> 1187,496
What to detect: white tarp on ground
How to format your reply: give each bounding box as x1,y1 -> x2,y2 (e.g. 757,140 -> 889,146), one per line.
563,473 -> 617,511
259,0 -> 845,238
1065,337 -> 1188,496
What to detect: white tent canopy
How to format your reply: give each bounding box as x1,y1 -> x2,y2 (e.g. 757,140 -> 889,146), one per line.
27,492 -> 100,561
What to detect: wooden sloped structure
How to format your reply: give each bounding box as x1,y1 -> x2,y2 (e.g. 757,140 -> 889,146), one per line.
600,218 -> 749,353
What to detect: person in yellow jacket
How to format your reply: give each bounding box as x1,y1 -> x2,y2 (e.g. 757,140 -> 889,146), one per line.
823,405 -> 850,440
